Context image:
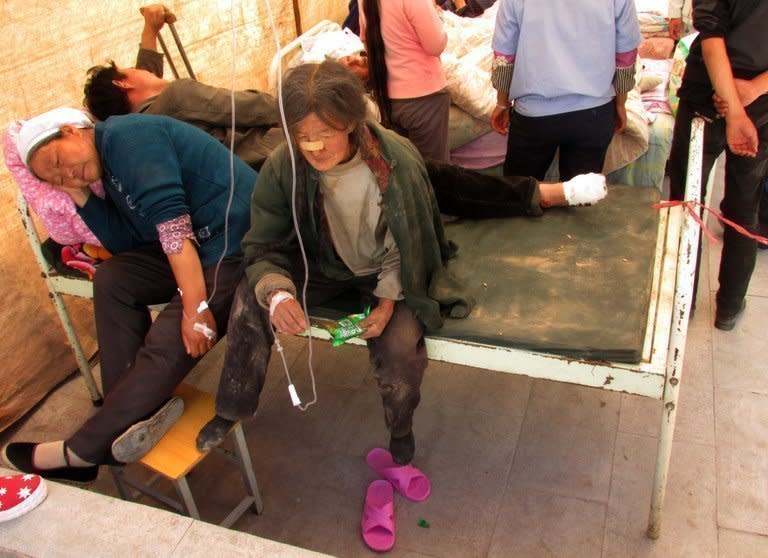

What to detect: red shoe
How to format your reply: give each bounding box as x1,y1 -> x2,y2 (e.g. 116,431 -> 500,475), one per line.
0,473 -> 47,522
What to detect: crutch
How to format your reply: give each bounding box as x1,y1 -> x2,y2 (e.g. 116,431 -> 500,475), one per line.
158,21 -> 197,81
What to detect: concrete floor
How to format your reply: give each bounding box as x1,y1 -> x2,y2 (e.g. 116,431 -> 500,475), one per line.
2,194 -> 768,557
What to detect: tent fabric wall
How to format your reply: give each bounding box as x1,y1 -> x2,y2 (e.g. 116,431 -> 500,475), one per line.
0,0 -> 347,432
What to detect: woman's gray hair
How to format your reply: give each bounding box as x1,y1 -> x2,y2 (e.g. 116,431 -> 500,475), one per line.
282,60 -> 368,146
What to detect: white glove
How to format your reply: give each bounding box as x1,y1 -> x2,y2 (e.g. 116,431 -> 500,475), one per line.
563,173 -> 607,206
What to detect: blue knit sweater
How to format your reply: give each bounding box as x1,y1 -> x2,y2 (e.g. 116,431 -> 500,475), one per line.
77,114 -> 256,266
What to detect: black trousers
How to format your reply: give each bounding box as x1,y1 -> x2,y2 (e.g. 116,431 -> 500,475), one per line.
216,271 -> 427,445
425,160 -> 542,218
668,98 -> 768,315
67,245 -> 243,464
503,100 -> 616,181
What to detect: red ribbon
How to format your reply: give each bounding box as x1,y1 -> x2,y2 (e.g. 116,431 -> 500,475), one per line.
653,199 -> 768,247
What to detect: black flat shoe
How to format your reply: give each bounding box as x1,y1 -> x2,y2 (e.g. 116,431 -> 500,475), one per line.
2,442 -> 98,485
715,300 -> 746,331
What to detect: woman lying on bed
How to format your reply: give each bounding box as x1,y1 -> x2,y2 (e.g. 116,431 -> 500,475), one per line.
196,60 -> 609,467
2,107 -> 256,483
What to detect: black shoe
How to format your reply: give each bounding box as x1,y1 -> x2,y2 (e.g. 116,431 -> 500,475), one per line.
715,300 -> 746,331
389,431 -> 415,465
111,397 -> 184,463
196,416 -> 235,452
1,442 -> 98,485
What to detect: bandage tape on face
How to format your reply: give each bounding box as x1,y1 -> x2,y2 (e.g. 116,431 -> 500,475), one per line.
299,140 -> 324,151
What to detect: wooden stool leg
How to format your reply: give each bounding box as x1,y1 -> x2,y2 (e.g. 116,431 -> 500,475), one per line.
174,477 -> 201,519
110,467 -> 133,501
232,424 -> 263,514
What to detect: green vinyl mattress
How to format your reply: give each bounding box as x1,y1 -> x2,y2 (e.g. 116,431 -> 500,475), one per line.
432,184 -> 661,363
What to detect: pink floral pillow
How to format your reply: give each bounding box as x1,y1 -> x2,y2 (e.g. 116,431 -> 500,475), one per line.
3,123 -> 103,246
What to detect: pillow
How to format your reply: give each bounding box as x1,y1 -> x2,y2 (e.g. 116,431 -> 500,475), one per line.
637,73 -> 664,93
3,124 -> 103,246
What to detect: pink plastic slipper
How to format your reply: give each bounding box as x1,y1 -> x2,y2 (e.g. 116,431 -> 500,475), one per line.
366,448 -> 431,502
361,480 -> 395,552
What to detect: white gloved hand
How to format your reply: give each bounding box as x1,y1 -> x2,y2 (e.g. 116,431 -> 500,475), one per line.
563,173 -> 607,206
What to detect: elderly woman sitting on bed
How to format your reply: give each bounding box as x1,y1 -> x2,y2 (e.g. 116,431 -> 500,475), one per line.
196,60 -> 610,468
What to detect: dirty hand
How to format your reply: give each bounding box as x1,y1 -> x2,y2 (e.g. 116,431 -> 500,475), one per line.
269,293 -> 307,335
726,112 -> 758,157
668,18 -> 683,41
359,299 -> 395,340
140,4 -> 176,30
490,104 -> 510,135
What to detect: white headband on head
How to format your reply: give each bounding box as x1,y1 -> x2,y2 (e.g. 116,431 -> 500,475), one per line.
11,107 -> 94,165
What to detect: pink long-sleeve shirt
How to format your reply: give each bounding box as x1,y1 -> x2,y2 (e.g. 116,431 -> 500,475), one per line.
359,0 -> 448,99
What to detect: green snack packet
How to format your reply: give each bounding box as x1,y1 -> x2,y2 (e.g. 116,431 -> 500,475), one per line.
325,306 -> 370,347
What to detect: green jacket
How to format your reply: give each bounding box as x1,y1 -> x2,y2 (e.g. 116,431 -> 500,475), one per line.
242,121 -> 474,331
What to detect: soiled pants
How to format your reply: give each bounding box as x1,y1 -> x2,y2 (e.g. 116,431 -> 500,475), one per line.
668,98 -> 768,315
390,90 -> 451,163
503,100 -> 616,181
425,160 -> 542,218
67,245 -> 243,464
215,271 -> 427,445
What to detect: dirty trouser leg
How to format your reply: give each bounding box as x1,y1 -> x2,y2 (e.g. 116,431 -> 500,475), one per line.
67,250 -> 243,464
366,301 -> 427,463
213,276 -> 274,421
214,270 -> 349,420
424,160 -> 543,218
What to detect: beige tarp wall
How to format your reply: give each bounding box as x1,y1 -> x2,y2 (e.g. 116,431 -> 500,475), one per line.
0,0 -> 348,431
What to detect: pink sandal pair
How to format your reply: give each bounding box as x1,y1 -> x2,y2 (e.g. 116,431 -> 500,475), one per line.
361,448 -> 431,552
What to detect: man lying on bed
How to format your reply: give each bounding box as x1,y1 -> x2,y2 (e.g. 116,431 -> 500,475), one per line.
83,3 -> 284,171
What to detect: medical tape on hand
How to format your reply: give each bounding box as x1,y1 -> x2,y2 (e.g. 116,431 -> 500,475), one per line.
563,173 -> 607,206
269,291 -> 295,317
193,321 -> 216,341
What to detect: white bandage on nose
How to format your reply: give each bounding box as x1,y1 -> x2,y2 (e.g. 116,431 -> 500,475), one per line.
563,173 -> 608,206
299,140 -> 324,151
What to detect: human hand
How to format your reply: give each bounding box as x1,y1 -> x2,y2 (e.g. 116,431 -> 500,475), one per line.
140,4 -> 176,31
712,93 -> 729,118
181,307 -> 217,358
726,111 -> 758,157
668,18 -> 683,41
490,105 -> 510,135
733,78 -> 760,108
269,294 -> 307,335
615,103 -> 627,133
714,79 -> 761,118
359,299 -> 395,340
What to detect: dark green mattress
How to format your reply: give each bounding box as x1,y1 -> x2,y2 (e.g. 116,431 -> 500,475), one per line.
434,184 -> 661,363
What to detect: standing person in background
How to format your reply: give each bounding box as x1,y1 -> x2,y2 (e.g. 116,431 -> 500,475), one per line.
667,0 -> 768,331
490,0 -> 641,181
668,0 -> 694,41
359,0 -> 451,162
